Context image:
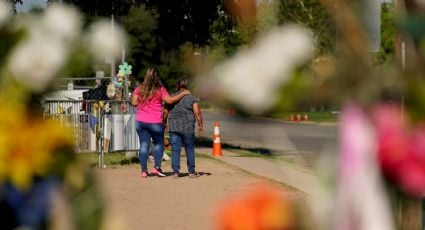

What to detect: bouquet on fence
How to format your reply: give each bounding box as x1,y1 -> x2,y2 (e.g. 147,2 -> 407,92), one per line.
108,62 -> 132,101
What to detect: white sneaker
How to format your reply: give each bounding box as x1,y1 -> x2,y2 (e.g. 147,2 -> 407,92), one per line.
162,153 -> 170,161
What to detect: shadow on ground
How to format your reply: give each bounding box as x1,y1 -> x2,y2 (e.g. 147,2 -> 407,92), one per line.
195,137 -> 273,155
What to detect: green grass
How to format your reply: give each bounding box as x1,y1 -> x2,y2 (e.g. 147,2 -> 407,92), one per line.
231,149 -> 278,159
76,150 -> 180,166
77,152 -> 139,166
198,100 -> 212,110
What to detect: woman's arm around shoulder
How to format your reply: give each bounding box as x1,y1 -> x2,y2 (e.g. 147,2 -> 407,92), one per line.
162,89 -> 191,104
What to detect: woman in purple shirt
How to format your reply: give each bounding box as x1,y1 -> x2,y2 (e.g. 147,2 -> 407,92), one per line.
131,68 -> 190,178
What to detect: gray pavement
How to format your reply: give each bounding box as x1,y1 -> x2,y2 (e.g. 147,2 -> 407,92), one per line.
196,147 -> 326,207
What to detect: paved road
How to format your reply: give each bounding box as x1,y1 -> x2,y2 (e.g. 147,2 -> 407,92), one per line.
199,111 -> 338,155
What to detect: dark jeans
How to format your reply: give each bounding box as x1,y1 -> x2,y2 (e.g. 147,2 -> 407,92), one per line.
169,132 -> 196,173
135,121 -> 164,171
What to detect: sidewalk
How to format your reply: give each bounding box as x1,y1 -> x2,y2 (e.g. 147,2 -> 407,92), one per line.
196,147 -> 326,206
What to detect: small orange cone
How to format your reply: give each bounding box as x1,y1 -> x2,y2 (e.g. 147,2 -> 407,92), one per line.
227,108 -> 236,116
297,114 -> 301,122
290,114 -> 295,121
304,114 -> 309,121
213,121 -> 222,157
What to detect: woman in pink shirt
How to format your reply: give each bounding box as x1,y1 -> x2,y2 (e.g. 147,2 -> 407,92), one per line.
131,68 -> 190,178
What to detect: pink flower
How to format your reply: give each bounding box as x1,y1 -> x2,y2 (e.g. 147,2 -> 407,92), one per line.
334,103 -> 395,230
371,105 -> 425,197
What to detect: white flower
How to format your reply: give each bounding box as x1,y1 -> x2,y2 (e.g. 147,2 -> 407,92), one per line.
7,4 -> 79,92
0,0 -> 12,27
200,25 -> 313,113
41,4 -> 81,43
9,38 -> 67,92
86,20 -> 125,62
107,83 -> 116,99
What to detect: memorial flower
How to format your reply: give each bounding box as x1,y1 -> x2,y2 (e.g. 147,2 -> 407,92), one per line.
215,184 -> 297,230
371,104 -> 425,197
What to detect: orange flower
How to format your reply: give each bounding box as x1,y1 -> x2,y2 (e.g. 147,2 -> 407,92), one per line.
216,184 -> 295,230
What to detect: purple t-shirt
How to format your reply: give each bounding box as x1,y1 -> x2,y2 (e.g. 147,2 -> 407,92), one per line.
133,86 -> 169,123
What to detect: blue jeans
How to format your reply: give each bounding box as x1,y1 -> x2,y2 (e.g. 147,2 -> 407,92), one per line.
170,132 -> 196,173
135,121 -> 164,171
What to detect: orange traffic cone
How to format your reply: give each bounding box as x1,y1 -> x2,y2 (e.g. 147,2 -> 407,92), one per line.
212,121 -> 222,157
297,114 -> 301,122
227,108 -> 236,116
290,114 -> 295,121
304,114 -> 309,121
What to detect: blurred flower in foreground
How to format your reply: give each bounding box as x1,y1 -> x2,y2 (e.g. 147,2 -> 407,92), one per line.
8,4 -> 80,92
371,104 -> 425,197
198,26 -> 313,114
9,38 -> 68,92
86,20 -> 126,62
0,107 -> 73,189
215,184 -> 295,230
0,0 -> 12,27
0,3 -> 116,229
41,4 -> 81,43
334,103 -> 394,230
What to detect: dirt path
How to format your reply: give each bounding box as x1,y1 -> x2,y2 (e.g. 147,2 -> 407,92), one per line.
95,156 -> 304,230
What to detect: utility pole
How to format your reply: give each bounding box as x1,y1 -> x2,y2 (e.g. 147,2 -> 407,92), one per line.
111,2 -> 115,79
395,1 -> 422,229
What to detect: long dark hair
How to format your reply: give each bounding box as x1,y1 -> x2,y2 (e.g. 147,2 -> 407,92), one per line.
138,67 -> 162,103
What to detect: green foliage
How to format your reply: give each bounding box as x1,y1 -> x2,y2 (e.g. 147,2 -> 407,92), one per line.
377,2 -> 396,64
269,70 -> 313,113
121,2 -> 224,88
56,0 -> 133,17
278,0 -> 335,55
139,0 -> 222,49
78,152 -> 139,166
122,5 -> 159,79
209,14 -> 243,58
158,50 -> 189,90
59,44 -> 94,78
257,0 -> 280,34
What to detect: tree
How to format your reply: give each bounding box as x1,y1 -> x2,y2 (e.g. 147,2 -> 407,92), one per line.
378,2 -> 396,63
49,0 -> 134,27
209,13 -> 243,58
278,0 -> 335,55
6,0 -> 22,12
139,0 -> 222,50
122,5 -> 159,79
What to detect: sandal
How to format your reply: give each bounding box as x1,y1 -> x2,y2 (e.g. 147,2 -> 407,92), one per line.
173,173 -> 179,179
188,172 -> 201,178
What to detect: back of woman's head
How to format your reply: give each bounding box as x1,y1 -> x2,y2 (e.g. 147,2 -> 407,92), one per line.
177,77 -> 189,90
143,68 -> 161,86
139,67 -> 163,102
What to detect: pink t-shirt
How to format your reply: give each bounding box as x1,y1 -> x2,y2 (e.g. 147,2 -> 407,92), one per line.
133,86 -> 169,123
